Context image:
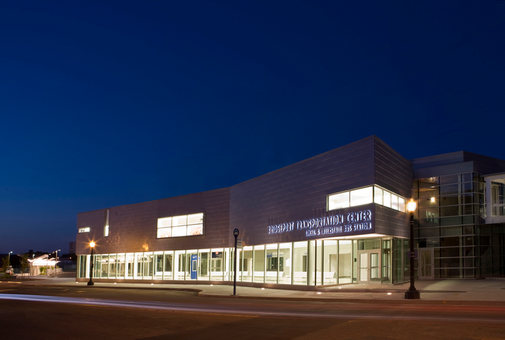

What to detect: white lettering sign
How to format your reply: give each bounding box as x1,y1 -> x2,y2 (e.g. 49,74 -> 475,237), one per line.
267,209 -> 373,237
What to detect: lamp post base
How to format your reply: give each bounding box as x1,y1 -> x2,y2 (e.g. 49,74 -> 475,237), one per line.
87,281 -> 94,286
404,288 -> 420,299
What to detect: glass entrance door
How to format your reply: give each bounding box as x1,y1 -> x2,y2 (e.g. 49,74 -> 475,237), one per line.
359,253 -> 368,283
359,251 -> 381,283
418,248 -> 434,279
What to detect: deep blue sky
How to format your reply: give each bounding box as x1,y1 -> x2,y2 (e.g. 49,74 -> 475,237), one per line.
1,1 -> 504,254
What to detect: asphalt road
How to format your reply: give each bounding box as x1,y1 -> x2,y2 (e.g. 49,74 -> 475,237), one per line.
1,284 -> 504,339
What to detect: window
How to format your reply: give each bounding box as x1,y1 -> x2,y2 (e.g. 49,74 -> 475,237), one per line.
374,187 -> 383,205
351,187 -> 373,206
383,191 -> 391,208
78,227 -> 90,233
157,213 -> 204,238
391,194 -> 399,210
328,186 -> 406,212
328,192 -> 349,210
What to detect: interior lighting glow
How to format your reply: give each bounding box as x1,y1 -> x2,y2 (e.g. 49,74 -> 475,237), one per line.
151,283 -> 154,285
317,292 -> 321,295
387,292 -> 392,295
261,288 -> 265,290
431,197 -> 436,203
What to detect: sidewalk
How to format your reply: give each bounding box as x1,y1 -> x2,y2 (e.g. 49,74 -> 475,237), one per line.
5,276 -> 505,304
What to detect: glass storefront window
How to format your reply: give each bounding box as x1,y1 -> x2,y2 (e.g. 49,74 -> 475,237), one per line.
316,240 -> 323,285
154,252 -> 163,280
101,255 -> 109,278
175,250 -> 186,280
163,251 -> 174,280
338,240 -> 352,284
210,249 -> 224,281
382,239 -> 391,282
143,252 -> 153,279
253,245 -> 265,283
186,250 -> 197,280
293,241 -> 307,285
126,253 -> 134,279
308,241 -> 316,285
134,253 -> 142,279
198,249 -> 210,280
278,243 -> 292,284
109,254 -> 116,279
265,244 -> 279,284
76,240 -> 388,286
117,254 -> 125,279
323,240 -> 337,285
241,246 -> 253,282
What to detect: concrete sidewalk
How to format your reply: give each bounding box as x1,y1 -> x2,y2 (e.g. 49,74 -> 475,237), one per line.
5,277 -> 505,304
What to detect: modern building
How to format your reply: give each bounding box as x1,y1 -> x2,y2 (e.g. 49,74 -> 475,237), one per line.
75,136 -> 505,288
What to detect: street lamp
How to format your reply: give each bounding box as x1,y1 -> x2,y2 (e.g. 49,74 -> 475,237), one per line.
7,251 -> 12,274
405,199 -> 420,299
87,241 -> 95,286
54,249 -> 61,278
233,228 -> 239,296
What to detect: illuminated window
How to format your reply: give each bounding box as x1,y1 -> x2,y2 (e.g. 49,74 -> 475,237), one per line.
328,186 -> 406,212
351,187 -> 373,206
157,213 -> 204,238
328,192 -> 349,210
374,187 -> 383,205
391,194 -> 399,210
398,197 -> 406,212
383,191 -> 391,208
78,227 -> 90,233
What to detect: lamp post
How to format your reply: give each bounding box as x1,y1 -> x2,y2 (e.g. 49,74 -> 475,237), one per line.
87,242 -> 95,286
233,228 -> 239,296
405,199 -> 420,299
54,249 -> 61,278
7,251 -> 12,274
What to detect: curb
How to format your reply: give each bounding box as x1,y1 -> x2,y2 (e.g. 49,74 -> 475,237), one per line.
7,281 -> 505,306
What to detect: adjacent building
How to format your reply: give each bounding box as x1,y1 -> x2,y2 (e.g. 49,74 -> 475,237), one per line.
75,136 -> 505,287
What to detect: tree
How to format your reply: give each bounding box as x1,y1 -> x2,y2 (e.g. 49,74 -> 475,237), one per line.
1,256 -> 10,277
20,254 -> 29,278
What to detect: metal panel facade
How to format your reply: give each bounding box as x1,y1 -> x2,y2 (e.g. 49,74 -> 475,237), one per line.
76,136 -> 415,255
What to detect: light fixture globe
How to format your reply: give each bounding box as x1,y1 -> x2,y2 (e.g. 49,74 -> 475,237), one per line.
90,241 -> 95,248
407,199 -> 417,212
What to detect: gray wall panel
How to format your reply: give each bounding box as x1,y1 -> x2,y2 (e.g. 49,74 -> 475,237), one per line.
76,188 -> 230,255
230,137 -> 378,246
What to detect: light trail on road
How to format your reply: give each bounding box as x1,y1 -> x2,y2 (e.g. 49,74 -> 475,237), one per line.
1,293 -> 504,324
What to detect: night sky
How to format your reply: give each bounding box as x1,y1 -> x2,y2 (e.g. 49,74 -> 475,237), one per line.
1,1 -> 504,254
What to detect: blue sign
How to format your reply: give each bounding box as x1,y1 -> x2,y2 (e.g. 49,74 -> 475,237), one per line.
190,254 -> 198,280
